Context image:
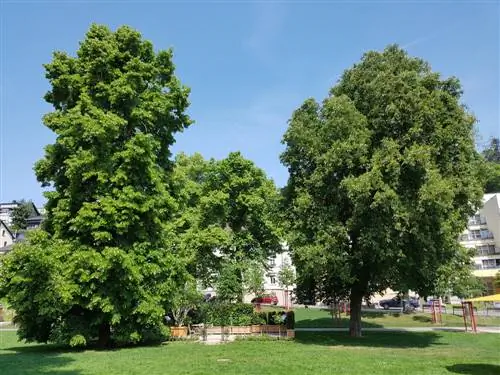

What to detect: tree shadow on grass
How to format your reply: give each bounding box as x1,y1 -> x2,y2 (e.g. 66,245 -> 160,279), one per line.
296,317 -> 384,329
413,315 -> 432,323
0,346 -> 80,375
446,364 -> 500,375
295,331 -> 444,349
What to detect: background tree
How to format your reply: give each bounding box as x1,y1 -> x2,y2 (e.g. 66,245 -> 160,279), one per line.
215,261 -> 244,303
173,152 -> 283,296
244,260 -> 265,297
482,137 -> 500,193
432,246 -> 483,299
281,45 -> 484,336
277,262 -> 296,309
10,200 -> 35,231
0,24 -> 192,347
170,279 -> 203,327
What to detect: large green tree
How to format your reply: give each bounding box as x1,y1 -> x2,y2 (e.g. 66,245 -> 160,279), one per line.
0,24 -> 192,347
281,45 -> 484,336
172,152 -> 283,294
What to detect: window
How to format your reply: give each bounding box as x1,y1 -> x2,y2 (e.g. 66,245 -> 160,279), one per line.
480,229 -> 493,239
1,230 -> 4,236
469,230 -> 481,240
270,276 -> 276,285
477,245 -> 496,256
482,259 -> 498,269
3,241 -> 6,247
469,215 -> 487,226
269,258 -> 276,267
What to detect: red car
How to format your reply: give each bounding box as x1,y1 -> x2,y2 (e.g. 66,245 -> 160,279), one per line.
251,294 -> 278,305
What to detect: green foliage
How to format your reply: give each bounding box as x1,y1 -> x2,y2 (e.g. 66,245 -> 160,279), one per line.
0,24 -> 192,347
201,302 -> 255,326
432,246 -> 481,299
215,262 -> 244,303
170,280 -> 203,327
277,262 -> 295,290
171,152 -> 282,292
482,138 -> 500,193
10,200 -> 35,230
482,137 -> 500,163
244,260 -> 265,296
281,45 -> 484,336
453,276 -> 486,299
494,272 -> 500,289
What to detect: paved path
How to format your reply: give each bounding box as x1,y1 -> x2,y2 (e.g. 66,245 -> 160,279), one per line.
296,327 -> 500,333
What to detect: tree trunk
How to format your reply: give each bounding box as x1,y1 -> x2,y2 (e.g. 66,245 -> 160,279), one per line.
98,322 -> 111,348
349,292 -> 363,337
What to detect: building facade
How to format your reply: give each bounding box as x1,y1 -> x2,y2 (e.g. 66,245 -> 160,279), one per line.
261,251 -> 296,306
459,193 -> 500,295
0,220 -> 15,255
0,201 -> 44,255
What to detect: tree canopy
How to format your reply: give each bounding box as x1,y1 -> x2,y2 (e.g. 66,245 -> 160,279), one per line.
0,24 -> 192,347
172,152 -> 283,290
482,137 -> 500,193
10,200 -> 36,230
281,45 -> 484,336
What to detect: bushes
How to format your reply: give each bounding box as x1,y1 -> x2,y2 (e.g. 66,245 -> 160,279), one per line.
198,302 -> 295,328
202,302 -> 255,326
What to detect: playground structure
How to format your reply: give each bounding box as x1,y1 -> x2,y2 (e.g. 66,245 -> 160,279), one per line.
430,299 -> 443,324
463,294 -> 500,333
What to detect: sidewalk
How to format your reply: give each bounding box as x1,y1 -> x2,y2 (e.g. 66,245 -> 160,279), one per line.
296,326 -> 500,333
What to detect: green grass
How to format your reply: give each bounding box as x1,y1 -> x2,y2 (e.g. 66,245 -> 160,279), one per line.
1,329 -> 500,374
295,308 -> 500,328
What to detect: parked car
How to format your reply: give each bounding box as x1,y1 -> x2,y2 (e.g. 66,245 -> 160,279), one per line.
251,294 -> 278,305
379,297 -> 419,310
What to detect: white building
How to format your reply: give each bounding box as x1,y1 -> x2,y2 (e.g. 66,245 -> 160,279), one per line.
459,193 -> 500,295
0,202 -> 19,226
0,220 -> 15,254
261,251 -> 296,306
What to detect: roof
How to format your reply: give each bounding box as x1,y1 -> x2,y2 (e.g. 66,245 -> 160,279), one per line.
27,215 -> 44,222
0,220 -> 15,239
0,201 -> 40,216
466,294 -> 500,302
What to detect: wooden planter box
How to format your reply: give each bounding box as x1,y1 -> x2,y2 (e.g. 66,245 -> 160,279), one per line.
287,329 -> 295,338
251,324 -> 261,334
260,325 -> 284,334
230,326 -> 252,334
171,326 -> 188,337
205,327 -> 227,335
205,326 -> 252,335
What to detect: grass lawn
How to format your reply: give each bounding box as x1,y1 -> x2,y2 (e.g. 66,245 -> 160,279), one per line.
1,329 -> 500,374
294,307 -> 500,328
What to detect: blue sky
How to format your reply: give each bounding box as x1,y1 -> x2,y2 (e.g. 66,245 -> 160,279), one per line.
1,1 -> 499,206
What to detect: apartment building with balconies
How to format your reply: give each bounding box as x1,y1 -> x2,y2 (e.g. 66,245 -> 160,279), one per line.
459,193 -> 500,294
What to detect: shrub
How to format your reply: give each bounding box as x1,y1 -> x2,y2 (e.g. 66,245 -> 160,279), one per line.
201,302 -> 255,326
285,311 -> 295,329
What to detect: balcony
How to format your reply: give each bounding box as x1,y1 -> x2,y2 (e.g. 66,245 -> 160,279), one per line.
468,220 -> 487,226
461,230 -> 495,242
482,264 -> 500,270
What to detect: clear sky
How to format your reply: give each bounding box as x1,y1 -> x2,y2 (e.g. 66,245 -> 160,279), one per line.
0,0 -> 499,206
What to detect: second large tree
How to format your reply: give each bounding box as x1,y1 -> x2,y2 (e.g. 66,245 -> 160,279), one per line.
281,45 -> 484,336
